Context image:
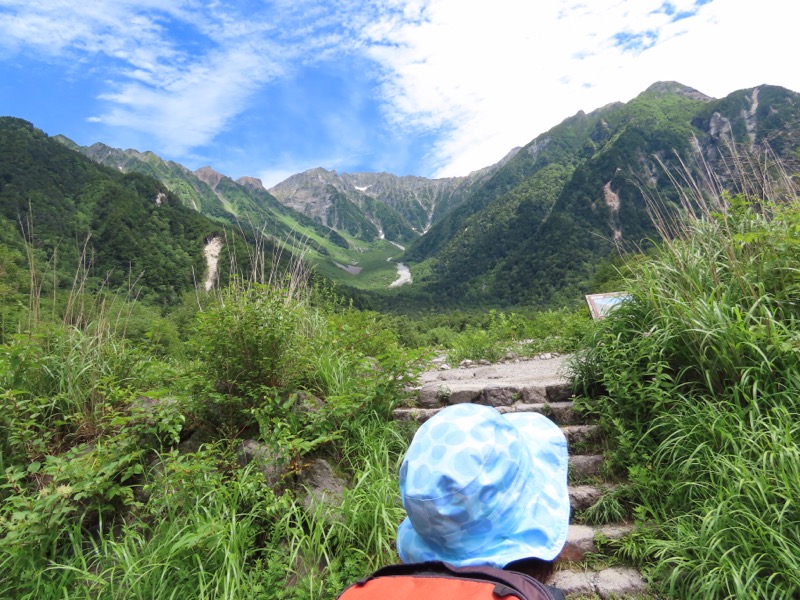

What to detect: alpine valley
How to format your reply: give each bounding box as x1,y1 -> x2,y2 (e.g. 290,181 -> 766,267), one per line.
2,81 -> 799,311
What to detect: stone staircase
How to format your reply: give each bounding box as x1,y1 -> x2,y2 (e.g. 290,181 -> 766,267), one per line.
393,356 -> 649,599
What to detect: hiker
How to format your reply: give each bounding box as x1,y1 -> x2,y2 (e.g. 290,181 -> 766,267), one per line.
340,403 -> 570,600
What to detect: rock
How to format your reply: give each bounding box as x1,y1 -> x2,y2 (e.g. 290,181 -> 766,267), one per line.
177,429 -> 213,454
459,359 -> 474,368
236,176 -> 264,191
561,425 -> 603,450
438,363 -> 451,371
568,454 -> 605,480
477,359 -> 491,366
298,458 -> 348,519
561,524 -> 636,562
448,388 -> 481,404
513,401 -> 579,425
417,386 -> 446,408
521,386 -> 548,403
392,407 -> 440,422
237,439 -> 286,487
480,385 -> 520,407
294,391 -> 324,416
559,524 -> 597,561
546,382 -> 574,402
569,484 -> 606,512
548,569 -> 596,596
595,567 -> 647,598
548,567 -> 647,598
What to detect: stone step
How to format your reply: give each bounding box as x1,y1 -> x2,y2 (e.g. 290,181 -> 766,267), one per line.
548,566 -> 648,599
415,381 -> 573,410
568,483 -> 617,513
568,454 -> 605,481
393,400 -> 583,426
558,523 -> 634,563
561,424 -> 603,452
394,406 -> 602,453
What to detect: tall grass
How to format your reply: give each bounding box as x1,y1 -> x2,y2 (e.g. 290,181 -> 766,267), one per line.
1,218 -> 416,599
272,416 -> 407,599
573,145 -> 800,598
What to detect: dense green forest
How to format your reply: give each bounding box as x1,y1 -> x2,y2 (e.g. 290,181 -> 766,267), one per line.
0,118 -> 249,310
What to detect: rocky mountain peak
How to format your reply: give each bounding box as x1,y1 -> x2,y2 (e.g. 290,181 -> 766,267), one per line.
195,166 -> 225,191
236,176 -> 265,191
643,81 -> 714,102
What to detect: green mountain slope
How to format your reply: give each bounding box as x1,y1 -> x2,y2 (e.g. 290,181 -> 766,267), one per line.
63,142 -> 351,253
0,117 -> 239,304
402,82 -> 800,308
61,142 -> 427,293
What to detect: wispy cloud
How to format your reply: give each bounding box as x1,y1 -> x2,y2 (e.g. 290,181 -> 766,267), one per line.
0,0 -> 370,154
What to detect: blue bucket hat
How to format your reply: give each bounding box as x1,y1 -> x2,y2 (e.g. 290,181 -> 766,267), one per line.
397,403 -> 569,567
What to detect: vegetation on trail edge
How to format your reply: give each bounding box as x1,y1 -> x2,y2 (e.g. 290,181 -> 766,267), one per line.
572,150 -> 800,598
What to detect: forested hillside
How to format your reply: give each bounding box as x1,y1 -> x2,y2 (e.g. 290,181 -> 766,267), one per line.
402,82 -> 800,307
63,142 -> 351,256
0,118 -> 244,311
16,82 -> 800,312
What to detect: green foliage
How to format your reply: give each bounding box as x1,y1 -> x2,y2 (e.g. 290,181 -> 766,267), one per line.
192,280 -> 313,396
572,188 -> 800,598
389,307 -> 590,364
0,270 -> 420,599
400,84 -> 800,310
0,323 -> 175,463
0,117 -> 232,305
267,417 -> 408,599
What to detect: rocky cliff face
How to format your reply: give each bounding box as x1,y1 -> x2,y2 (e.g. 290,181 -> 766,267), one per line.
194,166 -> 226,191
267,158 -> 505,244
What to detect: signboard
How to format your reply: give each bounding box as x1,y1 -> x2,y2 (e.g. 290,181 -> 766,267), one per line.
585,292 -> 630,320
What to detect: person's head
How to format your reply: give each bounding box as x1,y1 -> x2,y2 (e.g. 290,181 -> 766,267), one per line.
397,403 -> 570,569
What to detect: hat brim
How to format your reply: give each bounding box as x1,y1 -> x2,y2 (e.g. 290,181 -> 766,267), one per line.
397,411 -> 570,567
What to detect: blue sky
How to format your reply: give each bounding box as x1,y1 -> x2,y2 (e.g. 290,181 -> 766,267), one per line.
0,0 -> 796,188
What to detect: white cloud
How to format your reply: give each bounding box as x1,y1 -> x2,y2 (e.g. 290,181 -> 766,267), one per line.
95,47 -> 279,155
361,0 -> 800,177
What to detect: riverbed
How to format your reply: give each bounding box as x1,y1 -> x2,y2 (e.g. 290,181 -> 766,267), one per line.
389,262 -> 412,288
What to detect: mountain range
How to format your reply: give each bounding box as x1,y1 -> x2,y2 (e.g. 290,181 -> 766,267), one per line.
2,81 -> 799,310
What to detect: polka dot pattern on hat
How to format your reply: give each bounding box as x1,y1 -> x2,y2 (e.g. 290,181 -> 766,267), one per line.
397,403 -> 569,567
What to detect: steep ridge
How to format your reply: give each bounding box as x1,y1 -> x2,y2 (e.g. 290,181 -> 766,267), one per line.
0,118 -> 229,303
267,161 -> 503,245
402,83 -> 800,308
60,140 -> 352,255
395,356 -> 649,599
